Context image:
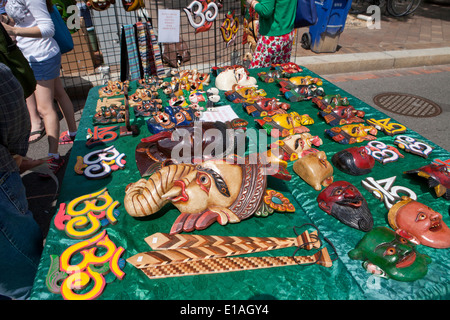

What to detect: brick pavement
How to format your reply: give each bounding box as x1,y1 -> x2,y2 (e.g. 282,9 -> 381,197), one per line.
293,0 -> 450,57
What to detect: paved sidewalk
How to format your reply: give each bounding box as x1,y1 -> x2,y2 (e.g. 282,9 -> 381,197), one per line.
324,63 -> 450,82
293,0 -> 450,73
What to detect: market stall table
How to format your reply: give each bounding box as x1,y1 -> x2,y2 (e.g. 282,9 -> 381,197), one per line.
30,66 -> 450,300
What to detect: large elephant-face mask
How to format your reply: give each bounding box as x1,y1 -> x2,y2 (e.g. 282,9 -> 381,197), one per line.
124,159 -> 294,234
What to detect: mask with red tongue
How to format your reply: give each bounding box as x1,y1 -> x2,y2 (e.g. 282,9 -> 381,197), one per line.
317,181 -> 373,232
349,227 -> 431,282
388,196 -> 450,249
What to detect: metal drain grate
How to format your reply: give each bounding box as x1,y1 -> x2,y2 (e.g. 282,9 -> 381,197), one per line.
373,92 -> 442,118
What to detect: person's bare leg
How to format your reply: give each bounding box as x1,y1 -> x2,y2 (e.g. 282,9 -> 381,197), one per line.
26,93 -> 45,142
53,76 -> 77,134
34,79 -> 59,155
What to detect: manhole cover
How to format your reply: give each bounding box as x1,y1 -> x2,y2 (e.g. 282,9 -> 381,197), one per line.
373,92 -> 442,118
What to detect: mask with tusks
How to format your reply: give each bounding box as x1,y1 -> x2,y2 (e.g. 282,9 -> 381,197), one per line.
124,158 -> 293,234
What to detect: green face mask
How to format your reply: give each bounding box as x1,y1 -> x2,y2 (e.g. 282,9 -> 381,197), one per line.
348,227 -> 432,282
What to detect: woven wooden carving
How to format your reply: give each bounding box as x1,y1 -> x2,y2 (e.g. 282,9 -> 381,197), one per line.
127,230 -> 332,279
141,249 -> 332,279
145,230 -> 320,250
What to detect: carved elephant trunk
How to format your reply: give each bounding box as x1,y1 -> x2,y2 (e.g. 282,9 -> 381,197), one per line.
124,163 -> 196,217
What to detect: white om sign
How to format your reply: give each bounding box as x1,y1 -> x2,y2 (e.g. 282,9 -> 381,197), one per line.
183,0 -> 218,33
361,176 -> 417,209
81,145 -> 126,179
365,140 -> 404,164
394,135 -> 434,158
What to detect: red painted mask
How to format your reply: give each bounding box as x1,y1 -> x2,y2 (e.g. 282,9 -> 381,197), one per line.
332,146 -> 375,176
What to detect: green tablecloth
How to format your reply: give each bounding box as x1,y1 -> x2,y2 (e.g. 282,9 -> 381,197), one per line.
30,66 -> 450,300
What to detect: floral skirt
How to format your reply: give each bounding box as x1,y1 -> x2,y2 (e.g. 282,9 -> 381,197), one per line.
250,29 -> 296,69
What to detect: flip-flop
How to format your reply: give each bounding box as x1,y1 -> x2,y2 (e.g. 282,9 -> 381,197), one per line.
29,129 -> 46,144
58,130 -> 75,145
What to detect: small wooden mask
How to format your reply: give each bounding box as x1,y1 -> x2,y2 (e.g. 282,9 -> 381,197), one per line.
293,151 -> 334,191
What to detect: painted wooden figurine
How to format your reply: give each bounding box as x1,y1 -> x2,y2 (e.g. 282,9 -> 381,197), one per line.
256,111 -> 314,138
98,80 -> 129,97
93,98 -> 126,125
277,79 -> 324,102
325,124 -> 378,145
138,76 -> 165,91
271,62 -> 303,74
122,0 -> 145,11
163,69 -> 211,95
348,227 -> 431,282
288,75 -> 323,86
404,162 -> 450,200
128,88 -> 160,107
224,86 -> 267,104
242,97 -> 290,117
146,105 -> 199,134
124,158 -> 295,234
312,97 -> 365,126
168,88 -> 220,112
258,69 -> 283,83
320,94 -> 350,107
263,133 -> 323,168
130,79 -> 163,117
133,99 -> 164,117
257,62 -> 303,83
178,69 -> 211,88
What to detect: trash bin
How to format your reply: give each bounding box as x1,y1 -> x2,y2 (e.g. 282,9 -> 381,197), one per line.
301,0 -> 352,53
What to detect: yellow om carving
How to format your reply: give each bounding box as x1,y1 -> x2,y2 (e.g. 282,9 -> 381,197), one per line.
221,11 -> 239,47
59,230 -> 125,300
54,188 -> 120,239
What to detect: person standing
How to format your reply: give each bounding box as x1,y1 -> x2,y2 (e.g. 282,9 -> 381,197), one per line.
247,0 -> 297,68
1,0 -> 77,173
0,62 -> 44,300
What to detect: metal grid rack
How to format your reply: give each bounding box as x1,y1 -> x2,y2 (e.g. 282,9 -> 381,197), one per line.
62,0 -> 259,108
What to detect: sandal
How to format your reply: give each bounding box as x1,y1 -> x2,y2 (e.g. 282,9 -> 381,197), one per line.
29,129 -> 46,144
58,131 -> 75,144
39,156 -> 65,177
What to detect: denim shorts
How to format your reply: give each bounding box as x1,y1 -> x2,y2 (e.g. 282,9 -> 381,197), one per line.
29,52 -> 61,81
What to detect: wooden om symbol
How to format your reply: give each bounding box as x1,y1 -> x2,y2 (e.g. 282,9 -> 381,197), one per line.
183,0 -> 219,33
221,11 -> 239,47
